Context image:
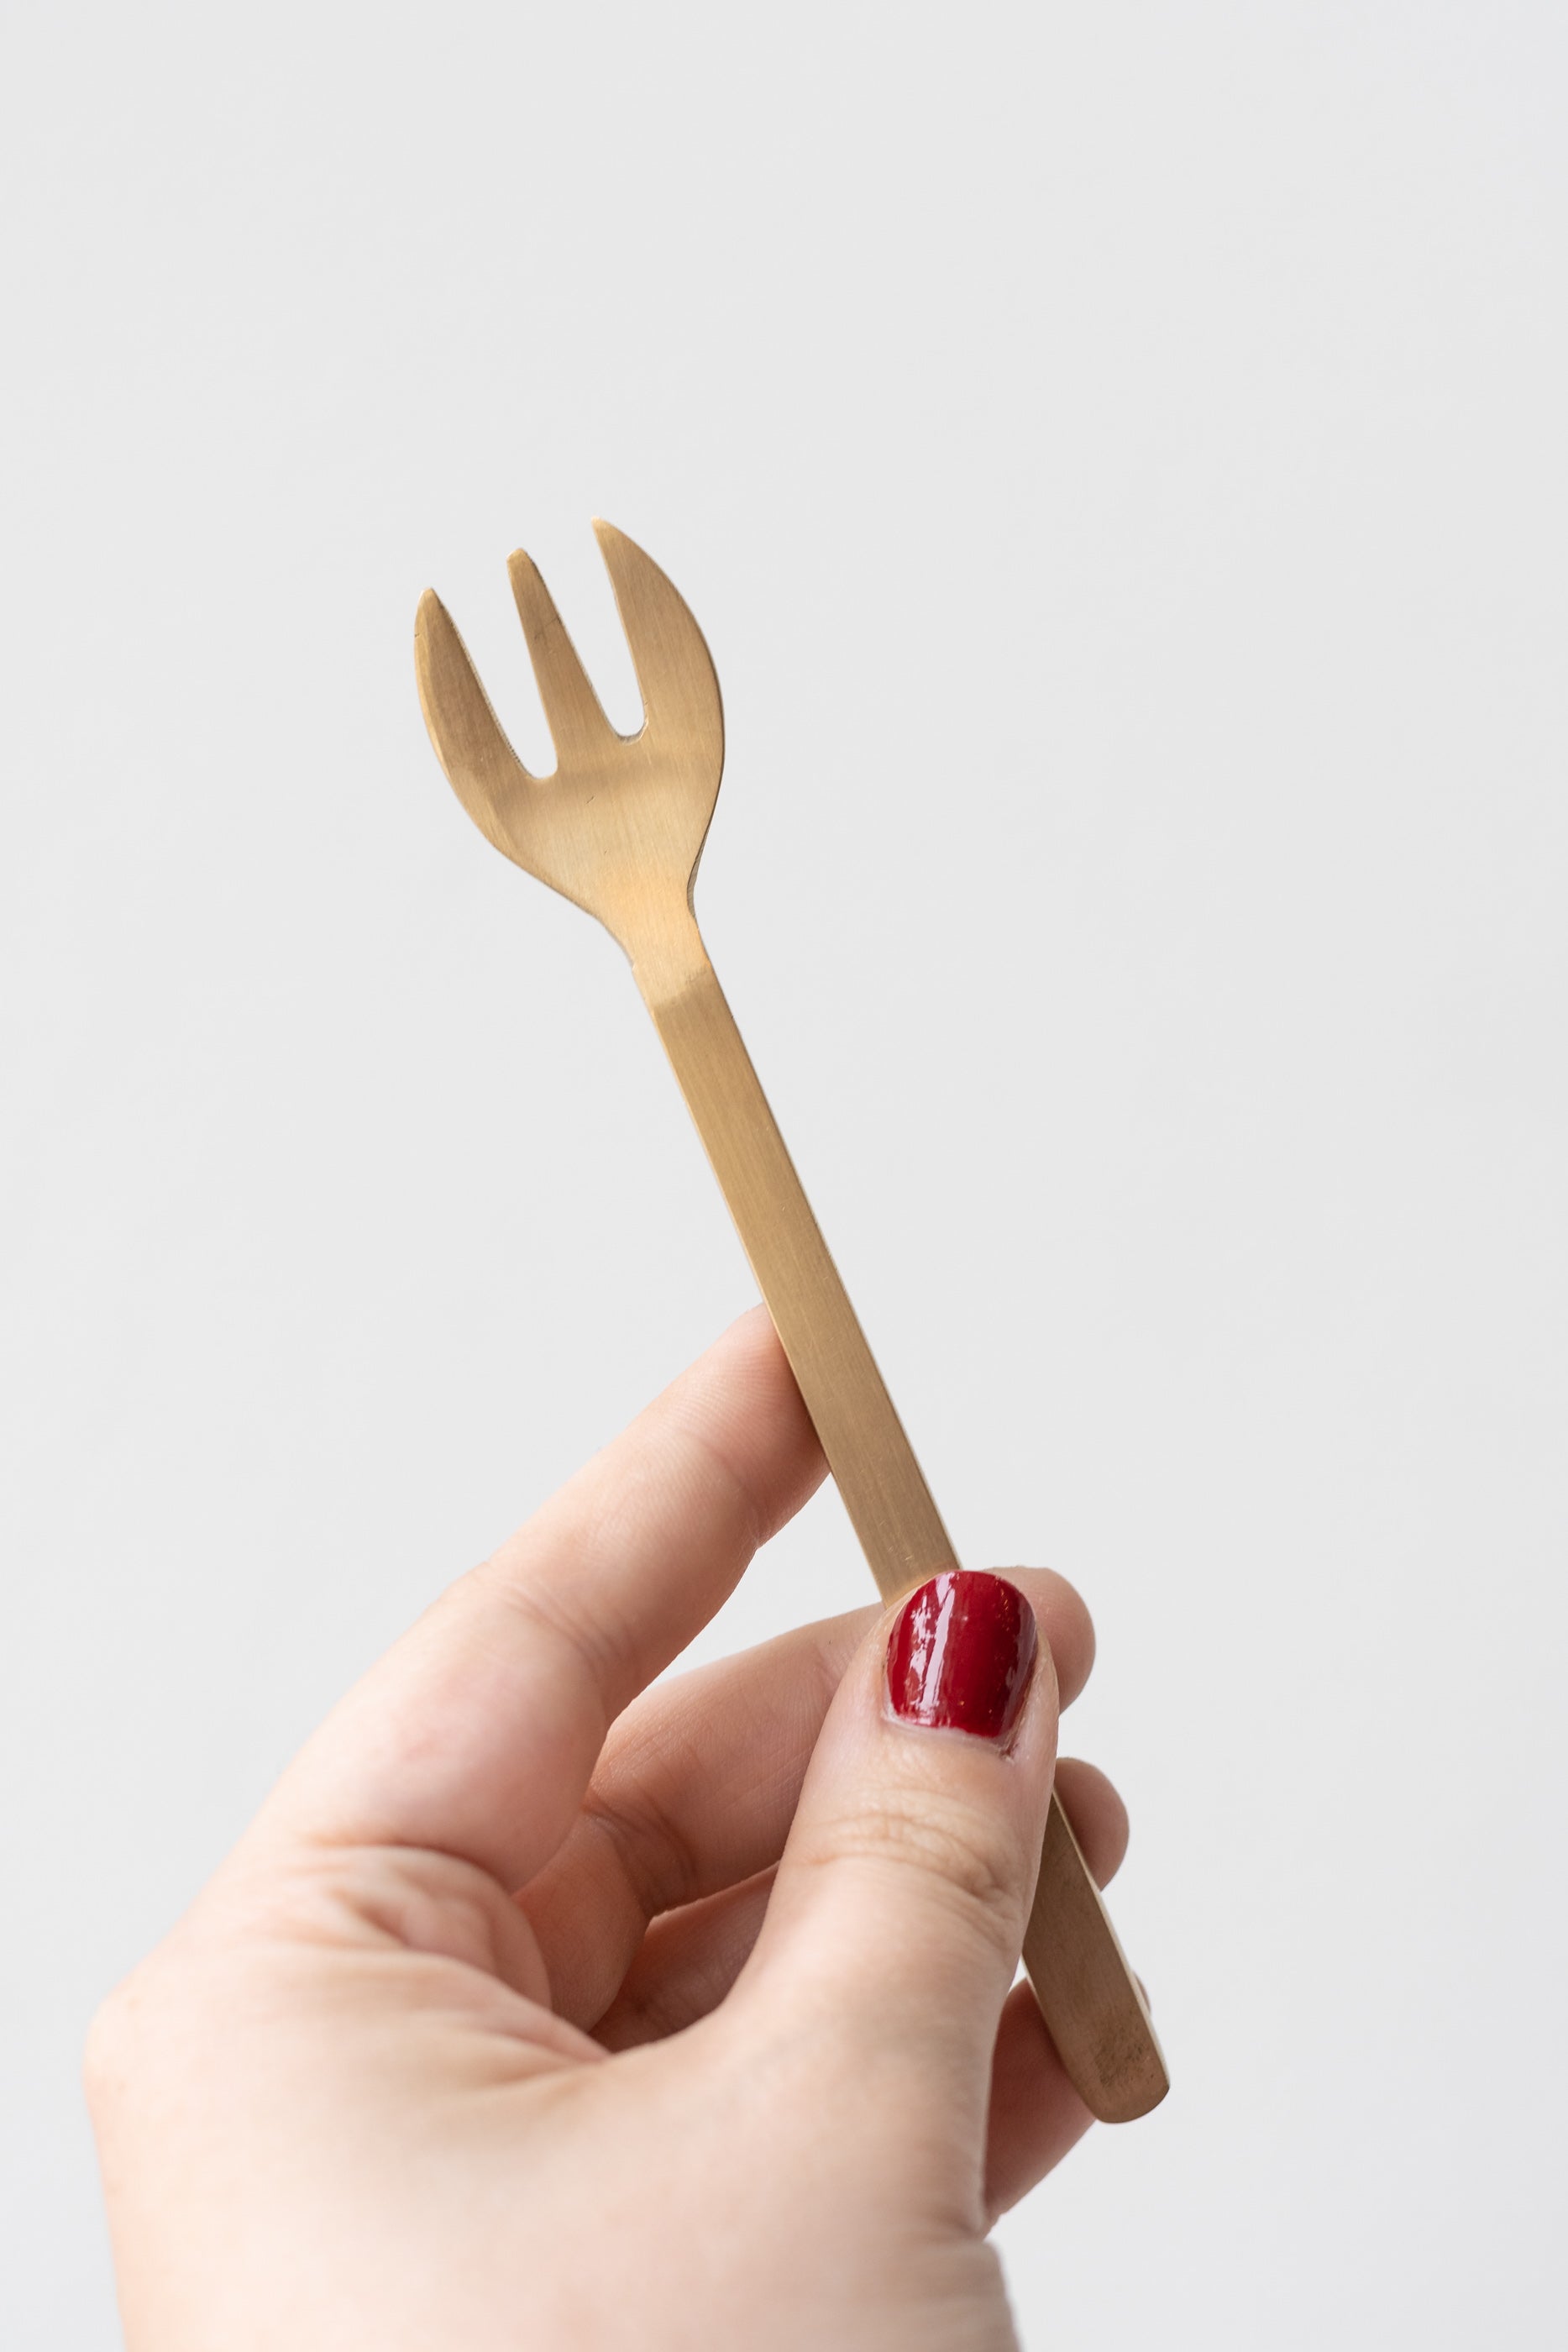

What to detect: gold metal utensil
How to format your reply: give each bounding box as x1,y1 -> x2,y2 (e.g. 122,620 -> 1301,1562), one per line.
414,522 -> 1168,2124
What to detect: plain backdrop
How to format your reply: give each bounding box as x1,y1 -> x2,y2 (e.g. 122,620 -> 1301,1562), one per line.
3,3 -> 1565,2344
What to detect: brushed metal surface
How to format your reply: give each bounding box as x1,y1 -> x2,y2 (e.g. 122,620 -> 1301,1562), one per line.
416,521 -> 1168,2123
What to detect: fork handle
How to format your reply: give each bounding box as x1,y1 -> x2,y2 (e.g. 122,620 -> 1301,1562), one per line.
635,926 -> 1168,2124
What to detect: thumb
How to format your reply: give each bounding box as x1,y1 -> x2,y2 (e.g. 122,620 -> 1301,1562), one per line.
742,1571 -> 1057,2140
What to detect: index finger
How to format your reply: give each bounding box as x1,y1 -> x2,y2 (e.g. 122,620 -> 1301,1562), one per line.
253,1308 -> 825,1890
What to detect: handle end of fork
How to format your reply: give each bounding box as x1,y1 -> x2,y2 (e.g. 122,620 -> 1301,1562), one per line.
1023,1791 -> 1170,2124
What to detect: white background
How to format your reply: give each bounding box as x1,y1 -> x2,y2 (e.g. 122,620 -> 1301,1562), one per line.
3,3 -> 1565,2344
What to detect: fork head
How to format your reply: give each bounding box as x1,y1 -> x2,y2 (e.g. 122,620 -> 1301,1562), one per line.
414,522 -> 725,958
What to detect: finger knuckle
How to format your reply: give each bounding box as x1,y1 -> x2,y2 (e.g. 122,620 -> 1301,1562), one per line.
812,1790 -> 1024,1947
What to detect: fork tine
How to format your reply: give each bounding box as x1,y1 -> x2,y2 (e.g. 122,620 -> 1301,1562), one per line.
506,549 -> 615,763
414,588 -> 536,860
592,521 -> 725,755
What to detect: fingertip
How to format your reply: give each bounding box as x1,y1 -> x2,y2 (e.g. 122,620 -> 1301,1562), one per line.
884,1572 -> 1051,1750
995,1567 -> 1094,1710
984,1977 -> 1096,2218
747,1570 -> 1063,2107
1051,1757 -> 1130,1888
658,1307 -> 826,1542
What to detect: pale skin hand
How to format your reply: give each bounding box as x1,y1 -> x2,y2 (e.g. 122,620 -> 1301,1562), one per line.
86,1310 -> 1132,2351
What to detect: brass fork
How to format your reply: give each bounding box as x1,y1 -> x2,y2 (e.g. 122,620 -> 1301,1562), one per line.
414,522 -> 1168,2123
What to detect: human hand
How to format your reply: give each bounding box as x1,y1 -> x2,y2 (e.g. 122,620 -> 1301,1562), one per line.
86,1310 -> 1132,2350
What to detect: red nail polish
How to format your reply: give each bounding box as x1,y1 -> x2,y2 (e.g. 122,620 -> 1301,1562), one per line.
885,1571 -> 1038,1741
